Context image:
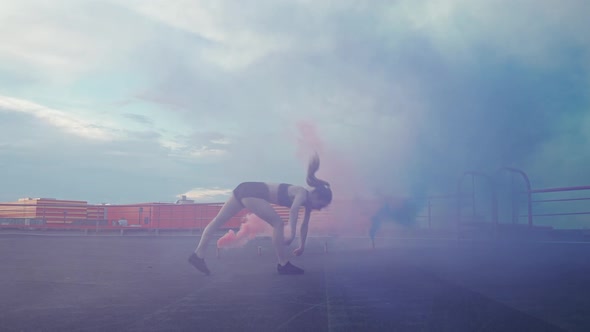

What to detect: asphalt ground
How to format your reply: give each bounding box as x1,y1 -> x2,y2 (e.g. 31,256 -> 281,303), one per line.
1,232 -> 589,331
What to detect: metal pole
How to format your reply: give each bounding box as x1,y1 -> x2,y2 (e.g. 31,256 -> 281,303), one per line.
428,199 -> 432,229
498,167 -> 534,227
511,173 -> 517,224
471,175 -> 476,220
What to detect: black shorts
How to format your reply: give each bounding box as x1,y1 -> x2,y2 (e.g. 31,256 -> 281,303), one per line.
232,182 -> 270,206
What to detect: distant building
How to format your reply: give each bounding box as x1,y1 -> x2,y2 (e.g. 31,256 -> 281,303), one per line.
0,197 -> 245,229
0,197 -> 90,224
175,195 -> 195,204
0,196 -> 351,233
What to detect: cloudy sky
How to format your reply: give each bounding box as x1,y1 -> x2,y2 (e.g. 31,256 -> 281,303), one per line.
0,0 -> 589,204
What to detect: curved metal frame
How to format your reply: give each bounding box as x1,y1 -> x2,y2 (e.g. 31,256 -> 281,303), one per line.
497,167 -> 533,227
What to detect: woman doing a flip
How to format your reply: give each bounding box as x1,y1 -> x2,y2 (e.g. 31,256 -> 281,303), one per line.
188,153 -> 332,275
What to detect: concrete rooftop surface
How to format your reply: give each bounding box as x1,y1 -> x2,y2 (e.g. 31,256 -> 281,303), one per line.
1,232 -> 588,331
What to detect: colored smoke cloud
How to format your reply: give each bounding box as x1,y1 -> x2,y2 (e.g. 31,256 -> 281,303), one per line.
369,198 -> 419,240
294,120 -> 381,236
295,120 -> 368,200
216,213 -> 273,248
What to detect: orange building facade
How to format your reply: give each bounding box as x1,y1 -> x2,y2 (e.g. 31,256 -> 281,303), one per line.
0,198 -> 89,224
0,197 -> 331,230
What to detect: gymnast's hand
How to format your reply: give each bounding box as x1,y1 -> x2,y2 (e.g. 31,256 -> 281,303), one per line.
293,247 -> 304,256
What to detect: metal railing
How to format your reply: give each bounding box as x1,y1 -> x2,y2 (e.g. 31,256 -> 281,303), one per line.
527,186 -> 590,225
413,169 -> 590,231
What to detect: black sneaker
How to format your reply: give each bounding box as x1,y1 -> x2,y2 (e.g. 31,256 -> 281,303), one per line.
188,253 -> 210,275
277,261 -> 304,275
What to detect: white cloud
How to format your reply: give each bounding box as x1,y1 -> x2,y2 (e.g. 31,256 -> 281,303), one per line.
180,187 -> 232,202
210,137 -> 231,145
0,95 -> 230,164
188,147 -> 227,158
0,95 -> 117,141
0,0 -> 148,82
119,0 -> 290,70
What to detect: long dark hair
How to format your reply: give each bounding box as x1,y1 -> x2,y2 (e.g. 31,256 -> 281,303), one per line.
306,153 -> 332,209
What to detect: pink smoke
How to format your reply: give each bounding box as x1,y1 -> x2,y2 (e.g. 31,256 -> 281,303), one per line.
293,120 -> 375,236
294,120 -> 366,199
217,213 -> 273,248
295,121 -> 324,159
